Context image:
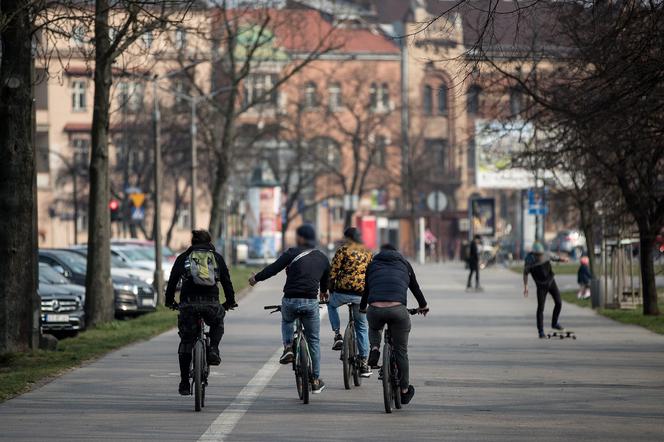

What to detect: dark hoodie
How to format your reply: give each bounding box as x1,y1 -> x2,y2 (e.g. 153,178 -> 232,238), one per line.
165,243 -> 235,305
360,250 -> 427,310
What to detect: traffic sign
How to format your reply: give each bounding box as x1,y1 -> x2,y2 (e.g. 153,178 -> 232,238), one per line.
129,193 -> 145,208
131,206 -> 145,221
427,191 -> 448,212
528,188 -> 548,215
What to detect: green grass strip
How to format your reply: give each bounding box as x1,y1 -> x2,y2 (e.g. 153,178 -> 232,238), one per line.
0,265 -> 256,402
561,290 -> 664,335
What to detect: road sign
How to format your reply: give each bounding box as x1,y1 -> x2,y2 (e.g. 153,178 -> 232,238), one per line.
129,193 -> 145,208
427,191 -> 448,212
528,188 -> 548,215
131,206 -> 145,221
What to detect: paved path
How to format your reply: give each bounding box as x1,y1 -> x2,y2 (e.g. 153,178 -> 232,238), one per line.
1,263 -> 663,441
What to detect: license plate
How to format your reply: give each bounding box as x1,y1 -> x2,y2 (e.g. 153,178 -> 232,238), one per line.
46,314 -> 69,323
141,298 -> 155,307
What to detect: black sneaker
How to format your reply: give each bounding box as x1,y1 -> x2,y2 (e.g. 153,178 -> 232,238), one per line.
368,348 -> 380,368
401,385 -> 415,404
359,360 -> 372,378
178,380 -> 191,396
312,378 -> 326,394
538,330 -> 546,339
332,333 -> 343,351
552,324 -> 565,331
279,346 -> 294,364
208,348 -> 221,366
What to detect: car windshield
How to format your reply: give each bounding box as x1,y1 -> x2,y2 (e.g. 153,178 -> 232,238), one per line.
52,250 -> 87,274
74,248 -> 130,268
39,264 -> 69,284
117,247 -> 150,261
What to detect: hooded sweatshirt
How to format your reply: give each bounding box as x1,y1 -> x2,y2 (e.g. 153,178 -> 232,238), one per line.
360,250 -> 427,310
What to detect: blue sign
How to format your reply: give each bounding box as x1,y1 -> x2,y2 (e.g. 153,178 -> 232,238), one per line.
528,188 -> 548,215
131,206 -> 145,221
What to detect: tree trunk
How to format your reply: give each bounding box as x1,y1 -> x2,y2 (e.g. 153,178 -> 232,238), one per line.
0,0 -> 39,352
638,232 -> 659,316
578,201 -> 597,276
344,209 -> 355,229
85,0 -> 115,326
209,127 -> 232,239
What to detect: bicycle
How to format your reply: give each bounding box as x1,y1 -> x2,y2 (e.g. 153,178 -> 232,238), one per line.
172,304 -> 210,412
265,302 -> 326,404
380,308 -> 426,414
341,303 -> 362,390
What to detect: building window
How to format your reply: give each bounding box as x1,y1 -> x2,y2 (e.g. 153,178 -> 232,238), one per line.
177,208 -> 191,229
375,136 -> 387,167
467,138 -> 476,169
467,85 -> 482,115
370,83 -> 390,112
423,85 -> 433,115
437,84 -> 448,114
314,137 -> 340,169
36,131 -> 49,173
175,29 -> 187,50
71,80 -> 87,111
71,25 -> 86,46
142,31 -> 153,48
425,139 -> 448,174
72,138 -> 90,168
328,82 -> 342,111
509,87 -> 523,117
118,81 -> 144,112
304,82 -> 318,108
35,68 -> 48,111
243,73 -> 278,107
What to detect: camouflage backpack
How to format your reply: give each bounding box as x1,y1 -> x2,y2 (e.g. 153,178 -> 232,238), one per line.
184,249 -> 219,286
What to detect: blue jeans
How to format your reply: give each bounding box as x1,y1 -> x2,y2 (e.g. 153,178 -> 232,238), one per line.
327,292 -> 369,359
281,298 -> 321,379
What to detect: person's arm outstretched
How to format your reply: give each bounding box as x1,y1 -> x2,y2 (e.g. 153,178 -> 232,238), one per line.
249,249 -> 294,286
165,254 -> 185,307
406,261 -> 428,311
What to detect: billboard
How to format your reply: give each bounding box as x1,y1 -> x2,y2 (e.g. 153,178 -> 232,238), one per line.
246,186 -> 282,260
470,198 -> 495,237
475,120 -> 535,189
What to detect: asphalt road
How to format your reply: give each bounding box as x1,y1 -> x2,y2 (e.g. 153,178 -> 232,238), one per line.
1,263 -> 663,441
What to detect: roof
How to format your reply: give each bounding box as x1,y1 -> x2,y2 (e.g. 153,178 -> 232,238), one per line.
213,8 -> 399,56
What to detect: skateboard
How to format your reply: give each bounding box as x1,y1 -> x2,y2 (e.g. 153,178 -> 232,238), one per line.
547,330 -> 576,340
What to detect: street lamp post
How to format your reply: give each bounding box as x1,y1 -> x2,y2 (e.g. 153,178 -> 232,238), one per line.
190,98 -> 198,230
152,79 -> 164,303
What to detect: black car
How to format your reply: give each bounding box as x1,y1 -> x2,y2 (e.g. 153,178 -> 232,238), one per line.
39,264 -> 86,334
38,249 -> 157,316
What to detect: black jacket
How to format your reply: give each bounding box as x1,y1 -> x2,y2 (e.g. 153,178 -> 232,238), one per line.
254,247 -> 330,299
577,264 -> 592,285
360,250 -> 427,310
165,243 -> 235,306
524,252 -> 562,287
469,241 -> 479,265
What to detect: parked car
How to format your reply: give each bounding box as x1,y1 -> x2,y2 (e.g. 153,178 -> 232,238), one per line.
66,246 -> 154,286
110,245 -> 173,280
110,239 -> 177,262
549,229 -> 586,258
38,249 -> 157,316
39,263 -> 86,335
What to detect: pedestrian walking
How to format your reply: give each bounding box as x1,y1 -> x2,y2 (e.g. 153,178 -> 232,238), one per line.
466,235 -> 482,291
523,242 -> 569,338
577,256 -> 592,299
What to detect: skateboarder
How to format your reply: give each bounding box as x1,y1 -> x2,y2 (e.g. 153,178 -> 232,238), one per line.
523,242 -> 569,338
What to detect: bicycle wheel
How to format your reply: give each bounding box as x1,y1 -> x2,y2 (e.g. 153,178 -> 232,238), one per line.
393,358 -> 402,410
294,335 -> 305,400
382,342 -> 392,414
351,327 -> 361,387
342,323 -> 352,390
299,337 -> 311,404
193,340 -> 204,412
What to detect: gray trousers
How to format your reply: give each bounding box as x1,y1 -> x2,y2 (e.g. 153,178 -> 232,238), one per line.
367,305 -> 412,389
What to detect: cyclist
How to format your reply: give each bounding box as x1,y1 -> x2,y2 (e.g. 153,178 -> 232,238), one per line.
324,227 -> 373,377
249,224 -> 330,394
360,244 -> 428,405
523,242 -> 569,338
165,229 -> 236,396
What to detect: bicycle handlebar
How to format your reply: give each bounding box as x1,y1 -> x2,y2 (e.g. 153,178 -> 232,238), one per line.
264,301 -> 328,313
408,308 -> 429,316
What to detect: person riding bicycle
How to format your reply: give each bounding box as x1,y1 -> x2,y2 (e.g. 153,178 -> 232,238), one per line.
323,227 -> 373,377
165,230 -> 236,396
249,224 -> 330,394
523,241 -> 569,338
360,244 -> 428,405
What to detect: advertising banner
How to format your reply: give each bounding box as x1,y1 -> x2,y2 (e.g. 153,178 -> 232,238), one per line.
247,186 -> 282,261
470,198 -> 496,237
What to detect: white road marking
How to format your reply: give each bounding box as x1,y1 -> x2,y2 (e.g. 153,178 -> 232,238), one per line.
198,307 -> 329,441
